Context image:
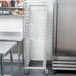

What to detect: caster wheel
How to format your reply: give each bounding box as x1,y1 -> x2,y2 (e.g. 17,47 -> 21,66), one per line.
43,69 -> 49,75
24,70 -> 29,75
53,70 -> 56,74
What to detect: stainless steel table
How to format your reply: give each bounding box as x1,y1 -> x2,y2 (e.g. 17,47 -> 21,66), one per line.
0,41 -> 16,76
0,32 -> 23,70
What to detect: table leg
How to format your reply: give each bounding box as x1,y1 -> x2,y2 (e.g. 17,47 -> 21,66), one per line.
17,42 -> 20,71
10,51 -> 13,76
0,56 -> 4,76
22,41 -> 24,65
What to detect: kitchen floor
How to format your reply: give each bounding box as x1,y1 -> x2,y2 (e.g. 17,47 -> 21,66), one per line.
1,63 -> 76,76
14,68 -> 76,76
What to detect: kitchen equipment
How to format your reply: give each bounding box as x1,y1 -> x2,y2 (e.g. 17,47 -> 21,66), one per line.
52,0 -> 76,73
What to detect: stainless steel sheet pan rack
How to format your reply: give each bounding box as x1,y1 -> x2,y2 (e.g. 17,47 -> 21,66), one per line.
23,1 -> 48,74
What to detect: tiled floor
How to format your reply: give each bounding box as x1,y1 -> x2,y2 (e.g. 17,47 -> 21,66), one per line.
14,69 -> 76,76
0,63 -> 24,76
1,63 -> 76,76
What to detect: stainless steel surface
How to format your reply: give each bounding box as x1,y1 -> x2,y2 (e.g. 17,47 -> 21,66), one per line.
52,67 -> 76,70
0,41 -> 16,76
24,2 -> 48,74
53,0 -> 58,56
0,32 -> 23,71
0,32 -> 23,41
52,0 -> 76,71
57,0 -> 76,56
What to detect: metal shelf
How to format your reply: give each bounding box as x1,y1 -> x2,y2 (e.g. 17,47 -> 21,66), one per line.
0,7 -> 24,9
0,15 -> 24,17
24,2 -> 48,74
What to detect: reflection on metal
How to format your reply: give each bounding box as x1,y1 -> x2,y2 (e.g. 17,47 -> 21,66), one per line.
52,0 -> 76,71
